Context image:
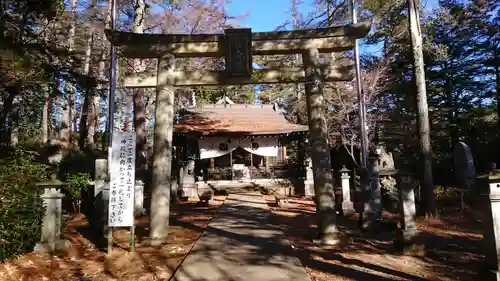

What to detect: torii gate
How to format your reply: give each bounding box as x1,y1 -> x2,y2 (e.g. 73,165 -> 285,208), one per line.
106,22 -> 370,245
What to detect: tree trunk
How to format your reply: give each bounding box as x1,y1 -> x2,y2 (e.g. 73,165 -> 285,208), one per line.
495,48 -> 500,132
79,29 -> 94,150
303,47 -> 339,245
9,95 -> 20,147
444,68 -> 457,151
102,0 -> 113,151
408,0 -> 437,218
1,92 -> 14,146
41,17 -> 52,144
42,87 -> 50,143
149,54 -> 175,243
53,78 -> 61,138
79,87 -> 92,150
133,0 -> 148,171
61,97 -> 71,150
73,98 -> 78,132
61,0 -> 78,148
90,94 -> 99,147
124,97 -> 132,131
133,89 -> 148,169
96,43 -> 106,148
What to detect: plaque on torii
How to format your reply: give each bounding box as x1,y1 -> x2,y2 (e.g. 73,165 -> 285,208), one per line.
224,28 -> 252,78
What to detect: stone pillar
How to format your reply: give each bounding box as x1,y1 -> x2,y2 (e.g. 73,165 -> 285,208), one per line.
171,146 -> 182,201
180,160 -> 197,197
340,166 -> 355,216
34,185 -> 69,253
394,171 -> 424,256
482,177 -> 500,279
371,156 -> 382,220
134,180 -> 145,216
94,159 -> 109,235
304,157 -> 315,196
360,156 -> 382,229
171,179 -> 179,200
150,53 -> 175,242
303,47 -> 338,245
94,159 -> 108,196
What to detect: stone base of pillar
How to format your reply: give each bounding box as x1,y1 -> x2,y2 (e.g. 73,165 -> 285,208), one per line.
393,229 -> 425,256
179,183 -> 198,198
304,181 -> 315,196
34,239 -> 70,253
94,185 -> 109,235
197,183 -> 214,203
360,215 -> 399,233
171,180 -> 179,201
341,201 -> 355,216
140,237 -> 168,247
313,232 -> 343,246
134,180 -> 145,217
360,209 -> 376,231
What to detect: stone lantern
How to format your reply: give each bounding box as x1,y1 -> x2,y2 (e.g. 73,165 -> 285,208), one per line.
393,164 -> 424,256
339,166 -> 354,216
34,180 -> 70,253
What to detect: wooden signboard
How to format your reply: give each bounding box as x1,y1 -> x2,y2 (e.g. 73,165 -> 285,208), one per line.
109,132 -> 136,227
224,28 -> 252,78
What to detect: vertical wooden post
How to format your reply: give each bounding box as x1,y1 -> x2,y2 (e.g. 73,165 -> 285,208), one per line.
303,48 -> 339,245
130,225 -> 135,252
250,152 -> 253,180
230,150 -> 234,180
107,228 -> 113,252
149,53 -> 175,244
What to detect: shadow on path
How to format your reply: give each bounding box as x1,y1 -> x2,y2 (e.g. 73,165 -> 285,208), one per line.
170,192 -> 436,281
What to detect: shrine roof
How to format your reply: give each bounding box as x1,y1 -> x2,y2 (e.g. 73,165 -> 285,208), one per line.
174,104 -> 308,136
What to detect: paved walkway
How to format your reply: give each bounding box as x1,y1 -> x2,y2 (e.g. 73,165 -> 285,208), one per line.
171,192 -> 311,281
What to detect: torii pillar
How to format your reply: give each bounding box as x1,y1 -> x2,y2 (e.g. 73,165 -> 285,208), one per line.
304,48 -> 339,245
149,54 -> 175,243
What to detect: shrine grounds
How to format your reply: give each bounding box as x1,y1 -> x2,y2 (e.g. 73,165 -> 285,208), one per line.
0,188 -> 485,281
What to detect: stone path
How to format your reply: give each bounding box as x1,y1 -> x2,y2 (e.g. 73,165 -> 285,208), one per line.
171,192 -> 311,281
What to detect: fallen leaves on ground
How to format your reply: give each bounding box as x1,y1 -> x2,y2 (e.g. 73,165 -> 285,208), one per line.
0,194 -> 488,281
263,197 -> 485,281
0,195 -> 227,281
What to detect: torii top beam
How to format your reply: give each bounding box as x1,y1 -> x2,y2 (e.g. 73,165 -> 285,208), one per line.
105,22 -> 371,58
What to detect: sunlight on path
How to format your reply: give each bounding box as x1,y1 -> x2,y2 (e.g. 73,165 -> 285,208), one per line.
171,192 -> 311,281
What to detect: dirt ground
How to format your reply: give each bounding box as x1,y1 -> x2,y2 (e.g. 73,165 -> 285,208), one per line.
262,195 -> 485,281
0,194 -> 488,281
0,195 -> 227,281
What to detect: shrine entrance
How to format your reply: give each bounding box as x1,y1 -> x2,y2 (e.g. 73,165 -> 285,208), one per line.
105,22 -> 370,241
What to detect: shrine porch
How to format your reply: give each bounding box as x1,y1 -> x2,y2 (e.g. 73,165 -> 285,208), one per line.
195,178 -> 299,196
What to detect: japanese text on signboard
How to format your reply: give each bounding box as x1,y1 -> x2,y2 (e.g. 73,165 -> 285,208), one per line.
108,132 -> 136,227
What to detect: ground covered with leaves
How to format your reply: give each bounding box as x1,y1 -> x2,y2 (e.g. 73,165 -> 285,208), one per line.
0,193 -> 488,281
0,195 -> 227,281
263,195 -> 485,281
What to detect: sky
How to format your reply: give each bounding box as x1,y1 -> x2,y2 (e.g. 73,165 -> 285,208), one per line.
226,0 -> 441,55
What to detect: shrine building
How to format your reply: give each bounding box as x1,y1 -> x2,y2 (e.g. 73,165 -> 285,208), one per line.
172,98 -> 314,197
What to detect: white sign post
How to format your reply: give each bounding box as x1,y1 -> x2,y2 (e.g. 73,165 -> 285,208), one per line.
108,131 -> 136,251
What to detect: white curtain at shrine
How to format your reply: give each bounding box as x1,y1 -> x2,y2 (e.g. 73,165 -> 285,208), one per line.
198,137 -> 279,159
242,137 -> 278,157
198,137 -> 238,159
